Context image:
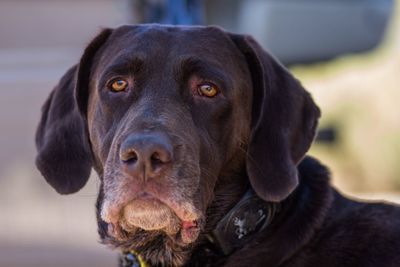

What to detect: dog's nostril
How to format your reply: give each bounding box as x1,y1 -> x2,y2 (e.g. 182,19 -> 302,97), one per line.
153,150 -> 170,161
150,151 -> 170,167
120,150 -> 138,164
151,152 -> 162,164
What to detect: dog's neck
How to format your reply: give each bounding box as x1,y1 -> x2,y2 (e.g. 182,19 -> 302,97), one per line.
185,157 -> 333,267
183,175 -> 273,267
218,157 -> 333,267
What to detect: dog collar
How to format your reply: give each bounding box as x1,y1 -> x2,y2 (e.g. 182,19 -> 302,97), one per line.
121,250 -> 149,267
207,188 -> 280,255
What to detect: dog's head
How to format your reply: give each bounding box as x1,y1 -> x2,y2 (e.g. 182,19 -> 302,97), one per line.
35,25 -> 320,266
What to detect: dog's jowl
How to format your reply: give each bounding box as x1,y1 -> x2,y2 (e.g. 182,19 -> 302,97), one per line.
35,25 -> 400,267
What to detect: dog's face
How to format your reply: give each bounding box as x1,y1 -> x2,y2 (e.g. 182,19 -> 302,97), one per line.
88,26 -> 252,244
36,25 -> 320,266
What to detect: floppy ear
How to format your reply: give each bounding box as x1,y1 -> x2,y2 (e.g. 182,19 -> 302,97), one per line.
35,29 -> 113,194
230,34 -> 320,202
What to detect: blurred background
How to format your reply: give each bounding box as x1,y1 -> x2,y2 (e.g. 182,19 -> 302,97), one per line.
0,0 -> 399,266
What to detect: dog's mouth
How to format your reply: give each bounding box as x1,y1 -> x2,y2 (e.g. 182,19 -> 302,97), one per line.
102,192 -> 202,244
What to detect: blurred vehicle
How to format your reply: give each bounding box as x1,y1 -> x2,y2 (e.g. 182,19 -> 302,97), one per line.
130,0 -> 394,65
206,0 -> 394,65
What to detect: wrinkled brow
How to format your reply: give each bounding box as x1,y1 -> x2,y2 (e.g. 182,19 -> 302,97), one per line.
102,57 -> 145,76
97,57 -> 145,88
175,57 -> 229,84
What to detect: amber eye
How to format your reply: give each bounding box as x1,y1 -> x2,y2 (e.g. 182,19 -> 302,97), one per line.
198,83 -> 218,97
109,78 -> 128,92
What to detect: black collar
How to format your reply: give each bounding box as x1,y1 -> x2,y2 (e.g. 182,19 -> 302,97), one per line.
121,189 -> 280,266
206,188 -> 280,255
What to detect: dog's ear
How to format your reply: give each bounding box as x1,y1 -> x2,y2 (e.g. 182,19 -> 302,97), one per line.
35,29 -> 113,194
230,34 -> 320,202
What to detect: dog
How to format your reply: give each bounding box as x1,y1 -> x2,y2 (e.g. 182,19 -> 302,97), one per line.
35,25 -> 400,267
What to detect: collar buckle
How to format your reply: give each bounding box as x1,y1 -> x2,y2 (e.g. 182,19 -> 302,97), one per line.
210,189 -> 280,255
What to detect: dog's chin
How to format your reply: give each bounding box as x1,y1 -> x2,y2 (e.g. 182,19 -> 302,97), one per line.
120,198 -> 181,235
115,198 -> 202,245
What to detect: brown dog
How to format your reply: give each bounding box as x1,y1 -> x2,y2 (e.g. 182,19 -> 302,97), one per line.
35,25 -> 400,267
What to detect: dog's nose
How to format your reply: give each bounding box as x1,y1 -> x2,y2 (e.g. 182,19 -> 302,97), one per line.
119,132 -> 173,179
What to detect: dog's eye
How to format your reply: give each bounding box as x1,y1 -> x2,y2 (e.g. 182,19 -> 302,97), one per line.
197,83 -> 218,97
109,78 -> 128,92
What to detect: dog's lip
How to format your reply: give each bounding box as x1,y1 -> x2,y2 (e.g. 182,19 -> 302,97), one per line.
179,219 -> 202,244
134,191 -> 155,201
182,220 -> 198,229
130,191 -> 202,222
129,191 -> 170,210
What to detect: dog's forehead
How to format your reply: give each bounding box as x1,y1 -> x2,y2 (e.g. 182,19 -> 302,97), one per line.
114,24 -> 232,47
103,24 -> 240,64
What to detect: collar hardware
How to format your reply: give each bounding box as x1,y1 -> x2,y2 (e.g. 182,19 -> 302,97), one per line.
121,251 -> 149,267
210,189 -> 280,255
